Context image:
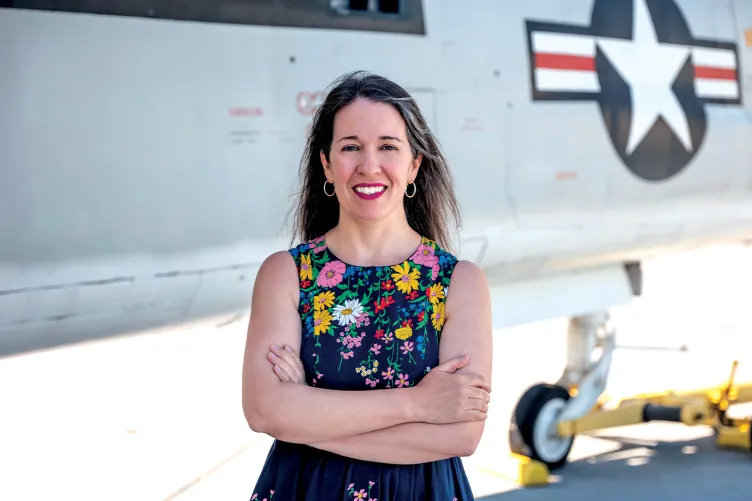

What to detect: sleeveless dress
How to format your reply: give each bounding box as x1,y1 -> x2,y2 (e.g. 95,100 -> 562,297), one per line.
249,235 -> 475,501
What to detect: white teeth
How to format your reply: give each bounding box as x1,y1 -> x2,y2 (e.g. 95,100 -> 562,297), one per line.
354,186 -> 386,195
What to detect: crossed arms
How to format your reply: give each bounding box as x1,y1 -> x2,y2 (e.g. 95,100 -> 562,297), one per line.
241,251 -> 493,465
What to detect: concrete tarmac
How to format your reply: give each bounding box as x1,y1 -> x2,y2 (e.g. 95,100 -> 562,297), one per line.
1,244 -> 751,500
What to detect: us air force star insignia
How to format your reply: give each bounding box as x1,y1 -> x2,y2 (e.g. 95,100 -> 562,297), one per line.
525,0 -> 743,182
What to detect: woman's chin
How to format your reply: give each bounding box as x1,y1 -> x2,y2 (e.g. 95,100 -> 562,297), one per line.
345,206 -> 395,224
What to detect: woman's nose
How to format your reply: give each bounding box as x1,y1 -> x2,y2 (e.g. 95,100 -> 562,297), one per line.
358,149 -> 381,174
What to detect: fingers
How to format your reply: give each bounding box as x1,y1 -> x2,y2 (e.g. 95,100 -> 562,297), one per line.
272,354 -> 301,383
457,384 -> 491,421
283,345 -> 306,375
269,344 -> 306,384
271,359 -> 294,382
467,410 -> 488,421
468,386 -> 491,404
468,395 -> 490,413
454,406 -> 488,423
275,365 -> 292,382
463,386 -> 490,411
460,392 -> 490,421
268,351 -> 298,383
457,372 -> 491,393
435,355 -> 469,374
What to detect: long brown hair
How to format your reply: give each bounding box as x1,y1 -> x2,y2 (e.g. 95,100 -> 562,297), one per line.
287,70 -> 462,253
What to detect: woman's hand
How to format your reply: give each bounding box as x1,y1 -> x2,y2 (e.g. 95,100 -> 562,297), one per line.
410,355 -> 491,424
268,344 -> 307,385
268,346 -> 490,425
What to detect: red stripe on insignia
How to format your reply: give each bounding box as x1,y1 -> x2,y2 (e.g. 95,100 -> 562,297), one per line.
694,66 -> 737,80
535,53 -> 595,72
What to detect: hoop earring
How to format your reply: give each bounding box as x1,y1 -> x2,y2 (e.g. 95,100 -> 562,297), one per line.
323,180 -> 336,197
405,182 -> 417,199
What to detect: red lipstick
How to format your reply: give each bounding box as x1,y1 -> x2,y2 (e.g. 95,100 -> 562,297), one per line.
353,183 -> 387,200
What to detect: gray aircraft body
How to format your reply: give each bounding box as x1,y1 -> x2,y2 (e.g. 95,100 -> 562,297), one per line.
1,0 -> 751,472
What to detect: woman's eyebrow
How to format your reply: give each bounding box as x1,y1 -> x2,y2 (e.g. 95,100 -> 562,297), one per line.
336,135 -> 403,142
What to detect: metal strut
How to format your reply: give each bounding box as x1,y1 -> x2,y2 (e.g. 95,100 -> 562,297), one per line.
506,308 -> 752,487
555,311 -> 615,423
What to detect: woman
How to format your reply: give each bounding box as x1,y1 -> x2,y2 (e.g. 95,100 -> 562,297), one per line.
242,70 -> 493,500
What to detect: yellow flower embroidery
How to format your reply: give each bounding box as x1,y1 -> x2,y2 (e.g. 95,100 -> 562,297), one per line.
391,261 -> 420,294
431,302 -> 446,331
426,283 -> 444,306
313,291 -> 335,311
395,326 -> 413,340
299,253 -> 313,281
313,308 -> 332,336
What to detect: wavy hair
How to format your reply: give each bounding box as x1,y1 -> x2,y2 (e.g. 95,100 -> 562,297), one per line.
287,70 -> 461,253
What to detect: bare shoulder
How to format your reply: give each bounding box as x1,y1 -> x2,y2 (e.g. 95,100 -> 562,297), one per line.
253,250 -> 300,308
258,249 -> 298,278
446,260 -> 491,313
450,260 -> 489,288
242,249 -> 305,422
439,260 -> 493,376
244,249 -> 303,379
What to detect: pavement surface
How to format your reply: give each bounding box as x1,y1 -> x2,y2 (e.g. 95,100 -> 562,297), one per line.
2,244 -> 752,500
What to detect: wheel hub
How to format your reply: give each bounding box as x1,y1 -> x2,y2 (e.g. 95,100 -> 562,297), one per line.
532,397 -> 572,464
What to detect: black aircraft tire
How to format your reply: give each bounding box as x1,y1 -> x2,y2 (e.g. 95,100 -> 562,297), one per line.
509,383 -> 549,456
508,383 -> 574,471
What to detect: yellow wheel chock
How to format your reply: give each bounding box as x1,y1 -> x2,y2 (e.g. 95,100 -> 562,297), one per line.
508,361 -> 752,486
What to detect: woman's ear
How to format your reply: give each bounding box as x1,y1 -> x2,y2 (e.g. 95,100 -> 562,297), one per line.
409,152 -> 423,182
320,151 -> 333,182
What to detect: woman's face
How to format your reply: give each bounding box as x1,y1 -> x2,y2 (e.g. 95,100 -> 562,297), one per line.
321,98 -> 422,223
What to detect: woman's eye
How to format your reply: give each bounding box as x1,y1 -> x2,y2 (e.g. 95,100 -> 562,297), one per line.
341,144 -> 397,151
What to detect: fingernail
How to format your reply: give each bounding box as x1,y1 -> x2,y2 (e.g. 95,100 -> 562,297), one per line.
271,345 -> 279,351
269,352 -> 277,358
284,345 -> 293,351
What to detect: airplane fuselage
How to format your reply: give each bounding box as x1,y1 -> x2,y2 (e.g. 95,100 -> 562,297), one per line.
1,0 -> 751,355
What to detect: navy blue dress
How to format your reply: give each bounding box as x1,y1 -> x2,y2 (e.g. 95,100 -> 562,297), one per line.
249,235 -> 475,501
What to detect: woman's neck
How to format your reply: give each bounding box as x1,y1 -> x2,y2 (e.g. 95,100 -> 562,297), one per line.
324,211 -> 422,267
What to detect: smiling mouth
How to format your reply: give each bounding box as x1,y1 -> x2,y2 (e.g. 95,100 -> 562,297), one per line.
353,184 -> 387,200
354,185 -> 386,195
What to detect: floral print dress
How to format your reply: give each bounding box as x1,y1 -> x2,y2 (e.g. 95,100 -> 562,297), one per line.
249,235 -> 474,501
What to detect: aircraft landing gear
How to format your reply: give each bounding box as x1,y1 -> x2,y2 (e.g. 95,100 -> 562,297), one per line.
509,311 -> 613,477
509,383 -> 574,470
507,311 -> 752,487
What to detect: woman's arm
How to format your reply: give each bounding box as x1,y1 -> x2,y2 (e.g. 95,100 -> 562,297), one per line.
268,260 -> 494,463
305,421 -> 480,464
242,252 -> 490,444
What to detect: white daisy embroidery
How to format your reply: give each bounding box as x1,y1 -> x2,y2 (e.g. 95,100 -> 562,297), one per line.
332,299 -> 364,326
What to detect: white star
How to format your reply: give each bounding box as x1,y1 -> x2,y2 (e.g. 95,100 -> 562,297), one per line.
597,0 -> 692,154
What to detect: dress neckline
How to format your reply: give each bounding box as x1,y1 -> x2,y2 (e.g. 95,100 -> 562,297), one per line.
320,234 -> 427,269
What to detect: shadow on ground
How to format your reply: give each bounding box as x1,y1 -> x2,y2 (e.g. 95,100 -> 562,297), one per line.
478,434 -> 751,501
